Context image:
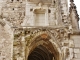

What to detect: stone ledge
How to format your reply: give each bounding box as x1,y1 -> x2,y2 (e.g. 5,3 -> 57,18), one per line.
27,0 -> 52,3
72,30 -> 80,35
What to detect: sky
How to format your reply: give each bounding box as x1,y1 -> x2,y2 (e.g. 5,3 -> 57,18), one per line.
74,0 -> 80,27
74,0 -> 80,18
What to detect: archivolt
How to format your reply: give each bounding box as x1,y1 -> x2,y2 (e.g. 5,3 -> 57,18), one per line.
26,32 -> 62,60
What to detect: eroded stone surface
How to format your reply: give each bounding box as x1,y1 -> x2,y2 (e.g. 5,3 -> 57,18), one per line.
0,0 -> 80,60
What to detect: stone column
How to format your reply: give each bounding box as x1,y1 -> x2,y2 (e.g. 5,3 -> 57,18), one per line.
45,7 -> 49,26
21,35 -> 26,60
61,47 -> 68,60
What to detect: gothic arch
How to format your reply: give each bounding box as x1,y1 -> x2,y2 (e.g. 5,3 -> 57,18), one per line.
26,32 -> 62,60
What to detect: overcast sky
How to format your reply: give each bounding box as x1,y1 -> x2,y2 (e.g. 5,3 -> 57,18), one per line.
71,0 -> 80,18
74,0 -> 80,26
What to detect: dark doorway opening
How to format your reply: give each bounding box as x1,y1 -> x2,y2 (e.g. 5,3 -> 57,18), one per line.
28,45 -> 54,60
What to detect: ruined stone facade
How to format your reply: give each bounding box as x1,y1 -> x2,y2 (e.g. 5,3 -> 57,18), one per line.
0,0 -> 80,60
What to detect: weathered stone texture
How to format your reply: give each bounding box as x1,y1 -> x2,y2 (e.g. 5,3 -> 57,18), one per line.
71,35 -> 80,60
71,35 -> 80,48
0,23 -> 13,60
0,0 -> 80,60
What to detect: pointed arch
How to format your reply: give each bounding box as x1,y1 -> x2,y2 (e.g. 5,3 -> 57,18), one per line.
26,32 -> 62,60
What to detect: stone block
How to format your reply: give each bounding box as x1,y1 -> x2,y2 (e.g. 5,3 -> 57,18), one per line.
76,53 -> 80,59
74,49 -> 80,53
71,36 -> 80,44
0,57 -> 2,60
74,39 -> 80,44
75,43 -> 80,48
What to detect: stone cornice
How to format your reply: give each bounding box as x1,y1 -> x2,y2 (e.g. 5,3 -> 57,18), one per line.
12,25 -> 68,29
27,0 -> 52,4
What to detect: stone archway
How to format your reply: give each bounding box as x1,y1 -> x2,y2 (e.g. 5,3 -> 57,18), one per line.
26,33 -> 62,60
28,45 -> 53,60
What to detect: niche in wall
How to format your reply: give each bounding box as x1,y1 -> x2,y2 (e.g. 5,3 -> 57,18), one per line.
34,9 -> 45,26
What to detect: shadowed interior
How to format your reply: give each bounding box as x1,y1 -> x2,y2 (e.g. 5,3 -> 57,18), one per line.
28,45 -> 55,60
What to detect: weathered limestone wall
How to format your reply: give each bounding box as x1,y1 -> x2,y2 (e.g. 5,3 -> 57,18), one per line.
24,2 -> 56,26
60,0 -> 68,24
71,35 -> 80,60
0,0 -> 79,60
0,0 -> 7,15
0,21 -> 13,60
1,0 -> 25,27
23,0 -> 69,26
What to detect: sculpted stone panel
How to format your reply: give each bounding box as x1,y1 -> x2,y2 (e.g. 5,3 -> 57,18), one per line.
13,26 -> 74,60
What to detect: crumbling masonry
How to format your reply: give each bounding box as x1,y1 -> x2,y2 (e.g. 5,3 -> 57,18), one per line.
0,0 -> 80,60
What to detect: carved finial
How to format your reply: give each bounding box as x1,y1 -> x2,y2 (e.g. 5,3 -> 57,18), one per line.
70,0 -> 76,9
69,0 -> 79,28
50,0 -> 55,7
70,0 -> 74,2
38,2 -> 42,7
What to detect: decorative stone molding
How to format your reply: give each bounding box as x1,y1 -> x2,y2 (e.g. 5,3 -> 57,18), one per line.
13,26 -> 73,60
